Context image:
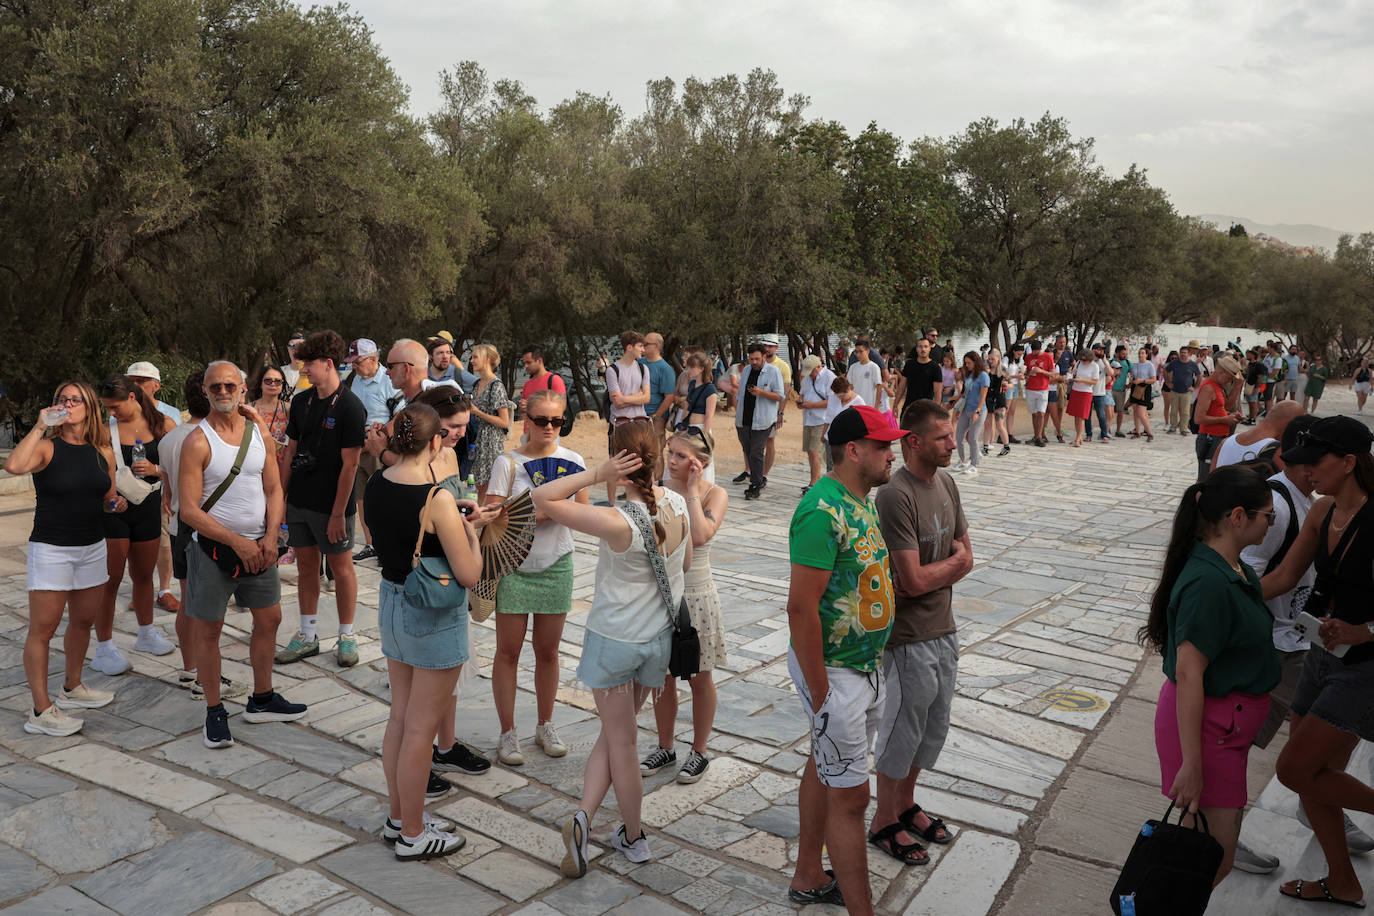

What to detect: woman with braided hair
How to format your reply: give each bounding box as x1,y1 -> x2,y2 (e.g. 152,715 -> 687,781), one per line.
363,404 -> 487,861
533,420 -> 692,877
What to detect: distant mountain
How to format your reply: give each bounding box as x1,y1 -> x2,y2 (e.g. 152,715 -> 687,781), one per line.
1194,214 -> 1355,253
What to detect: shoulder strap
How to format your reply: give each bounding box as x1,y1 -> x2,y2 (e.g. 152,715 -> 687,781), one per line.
201,422 -> 255,513
108,417 -> 126,470
412,486 -> 441,567
1264,480 -> 1300,575
621,500 -> 678,629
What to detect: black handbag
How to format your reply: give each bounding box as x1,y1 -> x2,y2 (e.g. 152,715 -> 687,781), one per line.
1109,801 -> 1223,916
622,500 -> 700,681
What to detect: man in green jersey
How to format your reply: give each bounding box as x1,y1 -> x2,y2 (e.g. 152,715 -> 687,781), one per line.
785,405 -> 903,913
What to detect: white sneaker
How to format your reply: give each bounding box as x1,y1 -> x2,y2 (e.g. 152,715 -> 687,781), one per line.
90,644 -> 132,676
54,683 -> 114,710
393,823 -> 465,861
25,705 -> 83,737
498,729 -> 525,766
381,810 -> 455,845
133,626 -> 174,656
965,466 -> 980,477
611,823 -> 651,863
561,810 -> 589,878
953,460 -> 968,472
535,721 -> 567,758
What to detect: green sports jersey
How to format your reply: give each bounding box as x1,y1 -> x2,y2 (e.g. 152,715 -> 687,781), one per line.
789,475 -> 895,671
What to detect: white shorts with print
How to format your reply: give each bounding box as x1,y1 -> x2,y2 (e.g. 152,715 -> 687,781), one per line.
787,646 -> 885,789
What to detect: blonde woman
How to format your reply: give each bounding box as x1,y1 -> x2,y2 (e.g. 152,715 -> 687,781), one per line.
641,427 -> 728,784
485,389 -> 588,765
467,343 -> 512,497
7,382 -> 121,735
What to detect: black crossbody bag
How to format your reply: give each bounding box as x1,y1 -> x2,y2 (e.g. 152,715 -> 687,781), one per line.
197,424 -> 283,578
622,501 -> 700,680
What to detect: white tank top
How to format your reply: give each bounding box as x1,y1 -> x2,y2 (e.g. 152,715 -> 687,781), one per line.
587,489 -> 688,644
195,419 -> 268,540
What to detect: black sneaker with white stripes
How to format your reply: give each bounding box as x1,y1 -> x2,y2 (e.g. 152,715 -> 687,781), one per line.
381,811 -> 455,845
639,746 -> 677,774
432,742 -> 491,774
426,771 -> 452,799
394,824 -> 465,861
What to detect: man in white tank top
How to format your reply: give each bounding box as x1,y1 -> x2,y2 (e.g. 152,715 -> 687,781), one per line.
178,361 -> 307,750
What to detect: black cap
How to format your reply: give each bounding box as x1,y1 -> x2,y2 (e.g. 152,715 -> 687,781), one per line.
1280,415 -> 1373,465
1278,415 -> 1317,464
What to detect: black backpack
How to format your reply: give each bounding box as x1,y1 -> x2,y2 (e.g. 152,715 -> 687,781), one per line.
1233,440 -> 1282,480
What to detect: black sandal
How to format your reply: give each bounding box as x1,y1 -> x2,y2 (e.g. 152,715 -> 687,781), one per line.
867,823 -> 930,865
1280,877 -> 1366,908
900,804 -> 954,845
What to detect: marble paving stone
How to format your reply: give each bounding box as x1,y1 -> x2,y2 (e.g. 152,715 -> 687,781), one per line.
999,849 -> 1125,916
459,850 -> 561,901
185,793 -> 353,863
741,805 -> 800,839
663,812 -> 754,849
876,782 -> 1027,836
661,848 -> 723,878
1,788 -> 171,873
249,867 -> 350,914
437,797 -> 602,867
0,762 -> 77,798
641,756 -> 759,828
607,898 -> 693,916
712,785 -> 770,817
108,677 -> 206,735
318,845 -> 503,916
1040,684 -> 1120,730
711,681 -> 807,746
229,758 -> 299,791
1004,648 -> 1130,685
902,831 -> 1020,916
3,886 -> 116,915
442,763 -> 528,797
1077,696 -> 1161,786
722,832 -> 789,870
0,844 -> 55,905
1035,768 -> 1163,865
324,792 -> 387,831
336,757 -> 388,795
73,830 -> 275,916
540,870 -> 641,916
104,724 -> 177,751
317,898 -> 391,916
204,903 -> 275,916
153,734 -> 270,778
36,744 -> 223,813
235,722 -> 369,775
289,780 -> 360,815
260,769 -> 329,802
948,697 -> 1084,760
627,862 -> 695,894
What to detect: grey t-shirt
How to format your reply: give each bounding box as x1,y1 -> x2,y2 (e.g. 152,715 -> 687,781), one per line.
875,466 -> 967,645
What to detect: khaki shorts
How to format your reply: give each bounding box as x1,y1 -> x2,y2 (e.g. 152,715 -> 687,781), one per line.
802,424 -> 826,452
354,450 -> 381,502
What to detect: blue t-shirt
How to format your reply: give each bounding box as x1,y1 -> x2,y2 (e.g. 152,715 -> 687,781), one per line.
1166,359 -> 1200,393
961,371 -> 991,413
640,357 -> 679,414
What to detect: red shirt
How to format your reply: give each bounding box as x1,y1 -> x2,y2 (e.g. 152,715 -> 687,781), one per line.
520,372 -> 566,403
1025,352 -> 1055,391
1198,378 -> 1230,436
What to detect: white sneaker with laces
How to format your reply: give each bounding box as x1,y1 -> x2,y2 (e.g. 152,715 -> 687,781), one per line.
90,644 -> 132,676
133,626 -> 174,656
54,683 -> 114,709
498,729 -> 525,766
612,823 -> 651,863
536,721 -> 568,757
382,810 -> 455,844
965,465 -> 980,477
25,705 -> 83,737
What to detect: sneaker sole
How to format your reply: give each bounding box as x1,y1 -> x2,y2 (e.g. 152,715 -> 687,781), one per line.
273,649 -> 319,664
395,835 -> 466,861
640,761 -> 676,774
53,695 -> 113,710
561,818 -> 588,878
90,659 -> 133,676
241,710 -> 307,724
498,755 -> 526,766
537,741 -> 568,758
24,720 -> 82,737
676,770 -> 706,785
336,655 -> 359,668
431,761 -> 491,774
202,726 -> 235,749
133,642 -> 176,656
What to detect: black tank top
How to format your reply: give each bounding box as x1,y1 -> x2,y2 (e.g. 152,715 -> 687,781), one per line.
31,439 -> 110,547
119,435 -> 161,483
1314,499 -> 1374,664
364,474 -> 447,584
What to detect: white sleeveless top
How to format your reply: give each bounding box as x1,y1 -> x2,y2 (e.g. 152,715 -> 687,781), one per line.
194,419 -> 268,540
587,489 -> 688,644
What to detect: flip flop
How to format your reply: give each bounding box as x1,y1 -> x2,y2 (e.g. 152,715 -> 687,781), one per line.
900,804 -> 953,845
867,823 -> 930,865
1280,878 -> 1366,908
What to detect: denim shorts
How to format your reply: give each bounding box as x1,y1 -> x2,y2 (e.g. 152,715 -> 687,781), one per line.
578,627 -> 671,689
1292,647 -> 1374,742
378,579 -> 469,670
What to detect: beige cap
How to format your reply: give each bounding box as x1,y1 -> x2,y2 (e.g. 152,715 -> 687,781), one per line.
800,355 -> 823,372
126,361 -> 160,381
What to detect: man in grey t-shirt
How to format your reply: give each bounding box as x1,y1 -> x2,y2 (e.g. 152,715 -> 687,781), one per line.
868,399 -> 972,863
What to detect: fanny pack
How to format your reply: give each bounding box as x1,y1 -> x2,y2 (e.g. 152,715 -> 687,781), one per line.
622,500 -> 700,681
108,417 -> 160,505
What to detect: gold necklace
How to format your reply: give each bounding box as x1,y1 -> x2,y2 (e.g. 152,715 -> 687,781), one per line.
1332,495 -> 1368,533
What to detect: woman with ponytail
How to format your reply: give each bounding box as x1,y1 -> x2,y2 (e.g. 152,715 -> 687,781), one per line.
1141,464 -> 1279,888
363,404 -> 486,861
1259,415 -> 1374,907
533,420 -> 691,878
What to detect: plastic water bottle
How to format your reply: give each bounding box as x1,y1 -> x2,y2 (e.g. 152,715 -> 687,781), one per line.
131,439 -> 145,465
466,473 -> 476,493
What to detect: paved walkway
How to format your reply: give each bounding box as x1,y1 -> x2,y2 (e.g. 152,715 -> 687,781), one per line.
0,394 -> 1368,914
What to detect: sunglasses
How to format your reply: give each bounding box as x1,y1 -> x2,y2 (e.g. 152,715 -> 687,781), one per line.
386,361 -> 417,370
261,378 -> 284,386
527,415 -> 563,428
674,424 -> 713,454
1295,430 -> 1345,454
54,395 -> 85,406
208,382 -> 239,394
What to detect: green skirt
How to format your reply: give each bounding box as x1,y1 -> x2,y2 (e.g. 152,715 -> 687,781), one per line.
496,552 -> 574,615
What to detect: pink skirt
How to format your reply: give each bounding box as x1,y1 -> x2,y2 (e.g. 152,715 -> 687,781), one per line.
1067,388 -> 1093,420
1154,679 -> 1269,808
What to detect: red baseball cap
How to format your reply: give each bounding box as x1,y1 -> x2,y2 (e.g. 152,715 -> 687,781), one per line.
828,406 -> 906,446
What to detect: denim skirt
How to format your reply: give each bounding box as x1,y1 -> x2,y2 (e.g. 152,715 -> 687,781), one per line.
378,578 -> 469,670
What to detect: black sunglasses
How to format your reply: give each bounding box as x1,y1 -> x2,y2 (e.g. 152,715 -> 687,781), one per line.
207,382 -> 239,394
1295,430 -> 1344,454
527,415 -> 562,428
673,424 -> 713,454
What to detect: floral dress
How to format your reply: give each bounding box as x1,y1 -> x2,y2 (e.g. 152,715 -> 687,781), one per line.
472,377 -> 509,487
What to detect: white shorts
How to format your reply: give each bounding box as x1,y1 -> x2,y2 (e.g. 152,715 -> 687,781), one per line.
787,645 -> 885,789
1025,389 -> 1049,414
1356,382 -> 1371,395
27,541 -> 109,592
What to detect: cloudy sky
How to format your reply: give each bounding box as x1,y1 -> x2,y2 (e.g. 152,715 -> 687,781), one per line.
348,0 -> 1373,232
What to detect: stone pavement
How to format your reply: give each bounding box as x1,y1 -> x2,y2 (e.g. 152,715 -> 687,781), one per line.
0,394 -> 1368,914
